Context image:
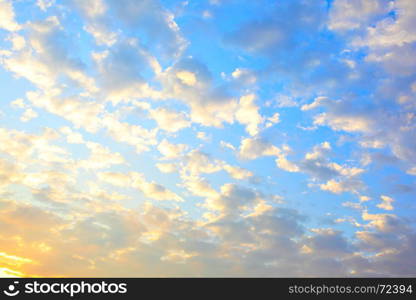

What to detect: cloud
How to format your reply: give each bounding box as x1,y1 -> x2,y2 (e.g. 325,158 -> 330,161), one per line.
224,0 -> 329,77
1,15 -> 98,93
106,0 -> 187,59
93,39 -> 160,104
300,142 -> 365,181
78,142 -> 126,170
235,94 -> 264,136
243,140 -> 367,194
98,171 -> 182,202
377,195 -> 395,211
328,0 -> 390,31
157,139 -> 188,159
304,228 -> 354,256
181,176 -> 218,198
348,0 -> 416,76
27,90 -> 104,133
361,211 -> 406,233
0,158 -> 23,188
224,0 -> 326,56
20,108 -> 38,122
407,167 -> 416,176
313,109 -> 373,133
312,95 -> 416,166
238,137 -> 280,160
319,178 -> 364,194
301,96 -> 328,111
0,0 -> 415,278
223,165 -> 253,180
0,187 -> 414,276
231,68 -> 257,85
161,57 -> 238,127
275,149 -> 300,173
156,163 -> 178,174
72,0 -> 107,18
149,107 -> 191,133
0,0 -> 21,31
100,113 -> 158,153
176,70 -> 197,86
203,183 -> 261,214
36,0 -> 55,11
83,23 -> 117,47
182,150 -> 223,176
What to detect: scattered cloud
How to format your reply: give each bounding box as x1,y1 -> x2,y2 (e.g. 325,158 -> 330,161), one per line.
0,0 -> 414,277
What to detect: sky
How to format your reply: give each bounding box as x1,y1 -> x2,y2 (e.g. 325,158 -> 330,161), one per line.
0,0 -> 415,277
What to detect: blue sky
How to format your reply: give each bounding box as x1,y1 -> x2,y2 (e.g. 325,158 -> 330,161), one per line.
0,0 -> 415,277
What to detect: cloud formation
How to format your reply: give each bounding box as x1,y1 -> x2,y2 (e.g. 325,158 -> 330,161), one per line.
0,0 -> 414,277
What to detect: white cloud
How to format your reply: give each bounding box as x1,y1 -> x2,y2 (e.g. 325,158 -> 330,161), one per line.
2,15 -> 99,95
36,0 -> 55,11
98,171 -> 182,202
84,23 -> 117,46
266,112 -> 280,128
361,211 -> 404,233
0,0 -> 21,31
328,0 -> 390,31
359,195 -> 371,202
183,150 -> 223,176
79,142 -> 126,170
60,127 -> 85,144
204,183 -> 261,214
238,137 -> 280,160
0,0 -> 414,278
176,70 -> 197,86
235,94 -> 264,136
275,155 -> 299,173
149,107 -> 191,133
7,34 -> 25,50
314,112 -> 373,133
406,167 -> 416,176
161,57 -> 239,127
181,176 -> 218,198
377,195 -> 395,211
319,179 -> 362,194
101,113 -> 158,153
156,162 -> 178,174
20,108 -> 38,122
301,96 -> 328,111
27,90 -> 104,133
220,141 -> 236,151
93,39 -> 160,104
157,139 -> 187,159
72,0 -> 107,18
223,165 -> 253,180
231,68 -> 257,85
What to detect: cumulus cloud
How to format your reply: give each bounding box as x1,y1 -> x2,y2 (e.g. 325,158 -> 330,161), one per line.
157,139 -> 188,159
377,195 -> 395,211
98,171 -> 182,202
149,107 -> 191,133
0,0 -> 415,278
160,57 -> 238,127
238,137 -> 280,160
235,94 -> 264,136
0,0 -> 21,31
79,142 -> 126,170
301,96 -> 329,111
328,0 -> 391,31
36,0 -> 55,11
